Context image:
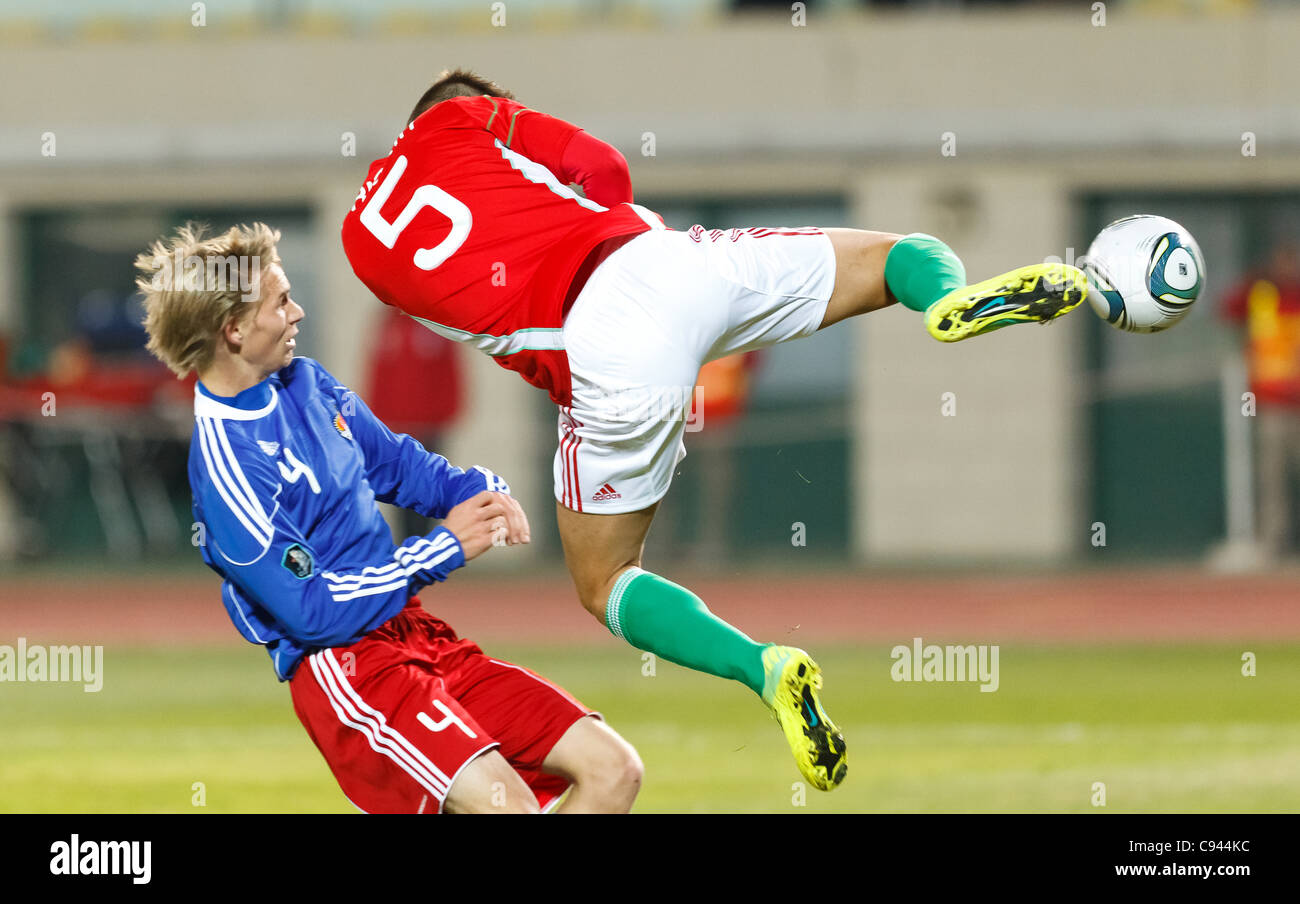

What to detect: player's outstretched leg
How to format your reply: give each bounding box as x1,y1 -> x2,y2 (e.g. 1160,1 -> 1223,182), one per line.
873,232 -> 1088,342
821,230 -> 1087,340
556,502 -> 847,791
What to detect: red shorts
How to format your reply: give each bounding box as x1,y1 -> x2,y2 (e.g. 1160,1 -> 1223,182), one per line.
289,597 -> 595,813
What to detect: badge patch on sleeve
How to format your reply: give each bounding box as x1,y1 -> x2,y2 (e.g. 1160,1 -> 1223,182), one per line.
333,409 -> 353,440
282,544 -> 314,579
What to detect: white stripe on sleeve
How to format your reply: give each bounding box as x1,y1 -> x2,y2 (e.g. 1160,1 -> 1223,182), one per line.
196,417 -> 273,549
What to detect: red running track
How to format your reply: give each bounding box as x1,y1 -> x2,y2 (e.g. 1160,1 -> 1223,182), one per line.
2,567 -> 1297,647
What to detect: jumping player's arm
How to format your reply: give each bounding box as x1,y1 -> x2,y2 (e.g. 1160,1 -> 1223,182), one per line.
196,444 -> 469,648
557,131 -> 634,208
457,95 -> 633,208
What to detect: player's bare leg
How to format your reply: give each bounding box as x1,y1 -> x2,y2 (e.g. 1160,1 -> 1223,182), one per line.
556,501 -> 658,618
443,750 -> 540,814
556,501 -> 846,791
540,715 -> 643,814
818,228 -> 903,328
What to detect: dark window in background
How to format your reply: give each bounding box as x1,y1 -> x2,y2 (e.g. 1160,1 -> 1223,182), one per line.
15,206 -> 313,375
8,205 -> 314,562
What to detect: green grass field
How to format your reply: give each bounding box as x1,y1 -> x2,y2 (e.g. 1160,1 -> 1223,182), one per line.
2,642 -> 1298,813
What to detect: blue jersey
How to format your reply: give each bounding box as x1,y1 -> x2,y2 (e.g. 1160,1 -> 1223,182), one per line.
188,357 -> 505,681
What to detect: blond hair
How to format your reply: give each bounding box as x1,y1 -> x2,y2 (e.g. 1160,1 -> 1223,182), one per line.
135,222 -> 281,377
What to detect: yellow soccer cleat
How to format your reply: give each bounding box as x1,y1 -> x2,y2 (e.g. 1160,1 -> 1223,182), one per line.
760,645 -> 846,791
925,262 -> 1089,342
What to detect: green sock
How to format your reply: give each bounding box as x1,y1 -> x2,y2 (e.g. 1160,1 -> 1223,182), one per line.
883,233 -> 968,313
605,568 -> 766,696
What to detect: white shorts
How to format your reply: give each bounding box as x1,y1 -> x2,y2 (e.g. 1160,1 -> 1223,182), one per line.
555,225 -> 836,514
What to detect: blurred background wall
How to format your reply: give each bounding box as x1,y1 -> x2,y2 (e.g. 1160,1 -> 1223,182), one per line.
0,0 -> 1296,570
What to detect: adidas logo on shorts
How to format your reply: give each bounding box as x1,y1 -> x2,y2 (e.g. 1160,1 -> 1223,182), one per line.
592,483 -> 622,502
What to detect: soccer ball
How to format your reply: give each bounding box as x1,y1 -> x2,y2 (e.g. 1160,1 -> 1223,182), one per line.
1081,214 -> 1206,333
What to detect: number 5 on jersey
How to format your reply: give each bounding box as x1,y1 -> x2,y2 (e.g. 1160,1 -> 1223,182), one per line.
360,154 -> 471,271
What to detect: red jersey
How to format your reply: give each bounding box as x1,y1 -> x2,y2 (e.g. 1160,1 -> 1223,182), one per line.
341,95 -> 660,405
365,308 -> 462,436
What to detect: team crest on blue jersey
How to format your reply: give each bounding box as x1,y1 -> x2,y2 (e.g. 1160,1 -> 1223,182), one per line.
333,408 -> 353,440
282,544 -> 313,579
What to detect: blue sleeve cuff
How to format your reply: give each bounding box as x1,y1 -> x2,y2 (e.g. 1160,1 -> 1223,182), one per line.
408,522 -> 465,587
431,530 -> 467,572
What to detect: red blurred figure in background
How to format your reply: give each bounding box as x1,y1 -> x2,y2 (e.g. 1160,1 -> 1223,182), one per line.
693,351 -> 761,425
673,350 -> 763,564
366,308 -> 465,538
1221,238 -> 1300,559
